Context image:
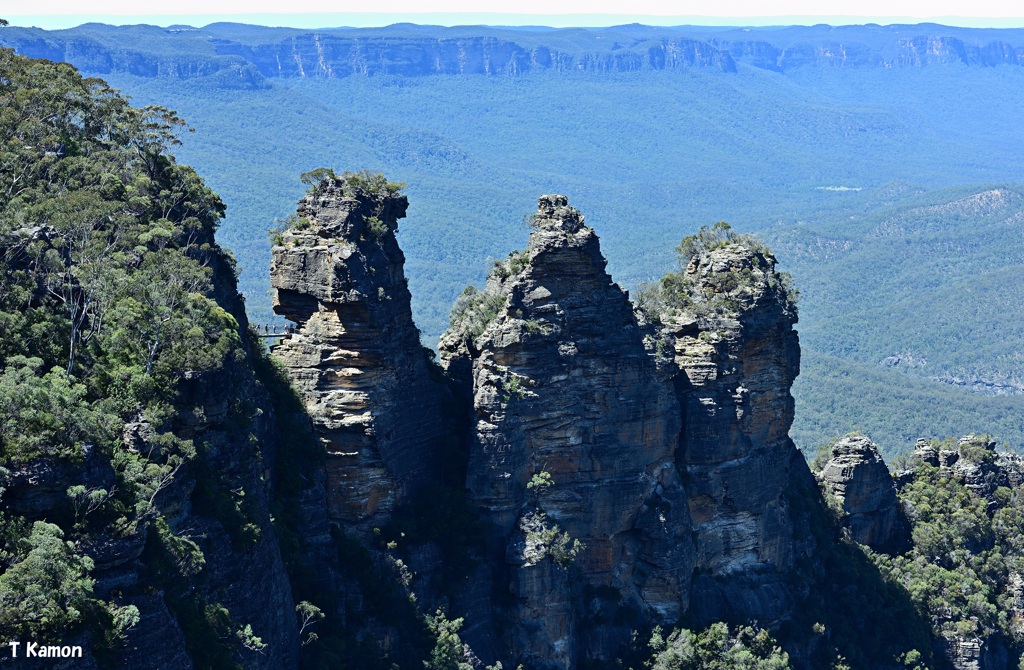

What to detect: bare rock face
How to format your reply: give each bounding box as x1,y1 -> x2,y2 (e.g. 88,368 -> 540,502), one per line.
440,195 -> 693,668
912,437 -> 941,467
271,176 -> 445,526
661,241 -> 801,625
940,635 -> 1009,670
818,435 -> 907,552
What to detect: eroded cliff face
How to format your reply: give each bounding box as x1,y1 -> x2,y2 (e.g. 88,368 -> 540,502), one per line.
658,242 -> 802,625
262,191 -> 809,667
818,435 -> 907,552
270,177 -> 445,527
439,196 -> 693,667
8,24 -> 1024,87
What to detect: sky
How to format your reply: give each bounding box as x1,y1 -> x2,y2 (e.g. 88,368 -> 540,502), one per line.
4,0 -> 1024,29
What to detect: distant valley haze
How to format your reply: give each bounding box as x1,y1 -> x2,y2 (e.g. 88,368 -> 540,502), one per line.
7,0 -> 1024,29
3,12 -> 1024,458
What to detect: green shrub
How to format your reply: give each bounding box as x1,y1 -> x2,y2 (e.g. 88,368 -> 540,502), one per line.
519,510 -> 582,567
447,286 -> 506,341
635,223 -> 798,323
268,213 -> 312,245
337,170 -> 405,200
366,215 -> 388,239
0,521 -> 95,640
645,622 -> 791,670
0,357 -> 117,463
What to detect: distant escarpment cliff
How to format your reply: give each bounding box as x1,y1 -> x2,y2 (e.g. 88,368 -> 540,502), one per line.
5,23 -> 1024,86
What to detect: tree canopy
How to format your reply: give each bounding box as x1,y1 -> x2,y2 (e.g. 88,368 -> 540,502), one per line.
0,45 -> 246,650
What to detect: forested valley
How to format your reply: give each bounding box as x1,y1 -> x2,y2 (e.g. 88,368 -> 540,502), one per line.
4,19 -> 1024,670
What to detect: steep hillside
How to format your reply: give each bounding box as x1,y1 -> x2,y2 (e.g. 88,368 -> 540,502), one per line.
770,185 -> 1024,454
0,45 -> 299,668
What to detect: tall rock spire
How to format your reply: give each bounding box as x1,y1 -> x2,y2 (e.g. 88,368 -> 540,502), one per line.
440,195 -> 694,667
270,173 -> 444,527
658,234 -> 802,625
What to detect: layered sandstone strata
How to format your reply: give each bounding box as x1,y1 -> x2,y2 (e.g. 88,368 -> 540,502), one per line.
661,240 -> 802,624
271,176 -> 444,526
440,195 -> 693,666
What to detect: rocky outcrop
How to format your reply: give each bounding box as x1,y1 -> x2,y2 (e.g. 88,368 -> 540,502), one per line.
659,240 -> 801,625
910,435 -> 1024,500
940,635 -> 1009,670
271,176 -> 445,527
818,435 -> 907,552
434,201 -> 811,666
191,365 -> 309,666
440,195 -> 693,667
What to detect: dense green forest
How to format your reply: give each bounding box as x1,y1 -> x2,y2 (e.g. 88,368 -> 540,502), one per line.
3,22 -> 1023,456
0,43 -> 273,661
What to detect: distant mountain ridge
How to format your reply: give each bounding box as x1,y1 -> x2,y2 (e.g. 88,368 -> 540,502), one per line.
4,22 -> 1024,84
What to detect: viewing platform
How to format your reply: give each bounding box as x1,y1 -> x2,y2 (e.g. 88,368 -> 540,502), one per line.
251,324 -> 296,339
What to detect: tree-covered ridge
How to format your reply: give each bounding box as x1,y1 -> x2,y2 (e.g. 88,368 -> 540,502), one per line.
879,437 -> 1024,658
773,183 -> 1024,456
0,45 -> 256,654
803,434 -> 1024,667
0,44 -> 235,383
635,221 -> 799,326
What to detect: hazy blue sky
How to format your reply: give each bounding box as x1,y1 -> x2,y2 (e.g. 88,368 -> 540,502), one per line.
5,0 -> 1024,29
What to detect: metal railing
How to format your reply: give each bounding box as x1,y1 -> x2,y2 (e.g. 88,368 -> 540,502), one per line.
251,324 -> 297,338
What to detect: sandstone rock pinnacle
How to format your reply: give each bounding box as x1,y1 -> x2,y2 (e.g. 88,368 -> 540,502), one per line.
818,434 -> 908,552
270,174 -> 445,527
660,239 -> 802,624
440,195 -> 693,667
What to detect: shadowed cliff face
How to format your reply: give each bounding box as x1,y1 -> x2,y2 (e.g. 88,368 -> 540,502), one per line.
658,241 -> 802,626
818,435 -> 908,552
265,190 -> 808,667
270,177 -> 445,527
440,195 -> 695,667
